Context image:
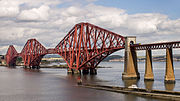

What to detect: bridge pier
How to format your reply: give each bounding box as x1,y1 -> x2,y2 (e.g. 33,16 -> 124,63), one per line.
67,68 -> 97,75
122,36 -> 140,80
82,69 -> 89,75
165,48 -> 175,83
90,68 -> 97,75
67,68 -> 74,74
74,70 -> 81,74
67,68 -> 81,74
144,49 -> 154,81
30,66 -> 40,69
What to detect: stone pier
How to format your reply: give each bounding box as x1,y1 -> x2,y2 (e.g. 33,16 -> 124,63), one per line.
122,36 -> 140,79
144,49 -> 154,81
165,48 -> 175,83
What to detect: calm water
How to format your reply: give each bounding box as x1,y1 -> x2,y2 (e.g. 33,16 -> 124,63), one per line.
98,62 -> 180,91
0,62 -> 179,101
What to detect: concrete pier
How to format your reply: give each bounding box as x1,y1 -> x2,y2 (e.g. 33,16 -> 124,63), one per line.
165,48 -> 175,83
122,36 -> 140,79
144,49 -> 154,81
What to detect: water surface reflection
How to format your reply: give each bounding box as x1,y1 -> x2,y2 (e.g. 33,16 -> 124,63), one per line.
144,81 -> 154,90
164,83 -> 175,91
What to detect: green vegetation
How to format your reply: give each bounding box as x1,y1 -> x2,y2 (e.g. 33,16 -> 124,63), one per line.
16,57 -> 23,64
16,57 -> 22,61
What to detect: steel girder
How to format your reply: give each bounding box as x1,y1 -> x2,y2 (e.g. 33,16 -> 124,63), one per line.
55,22 -> 125,70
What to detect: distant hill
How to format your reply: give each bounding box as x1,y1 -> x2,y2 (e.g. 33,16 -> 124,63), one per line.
173,54 -> 180,59
42,54 -> 180,62
43,54 -> 61,58
103,54 -> 180,62
2,53 -> 180,62
103,55 -> 123,61
137,54 -> 180,61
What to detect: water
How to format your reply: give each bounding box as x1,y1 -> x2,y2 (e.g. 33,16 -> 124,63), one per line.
98,61 -> 180,91
0,62 -> 178,101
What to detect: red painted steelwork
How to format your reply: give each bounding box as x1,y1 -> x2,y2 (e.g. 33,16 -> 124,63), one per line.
20,39 -> 47,67
55,22 -> 125,70
5,45 -> 18,66
6,22 -> 180,69
46,48 -> 57,54
5,22 -> 125,69
131,41 -> 180,50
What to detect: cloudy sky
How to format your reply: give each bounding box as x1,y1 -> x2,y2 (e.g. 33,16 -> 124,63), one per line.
0,0 -> 180,56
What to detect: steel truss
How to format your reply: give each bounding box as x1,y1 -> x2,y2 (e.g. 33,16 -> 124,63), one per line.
5,23 -> 125,69
55,23 -> 125,70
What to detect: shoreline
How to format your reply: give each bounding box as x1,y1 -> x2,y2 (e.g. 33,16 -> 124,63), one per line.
0,64 -> 112,69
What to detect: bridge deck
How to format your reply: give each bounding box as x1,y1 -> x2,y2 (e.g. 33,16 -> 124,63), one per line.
131,41 -> 180,50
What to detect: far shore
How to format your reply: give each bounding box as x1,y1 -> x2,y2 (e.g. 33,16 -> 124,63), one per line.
0,64 -> 112,69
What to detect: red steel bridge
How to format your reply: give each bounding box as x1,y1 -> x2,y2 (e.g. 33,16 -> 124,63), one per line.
5,22 -> 180,82
5,22 -> 125,71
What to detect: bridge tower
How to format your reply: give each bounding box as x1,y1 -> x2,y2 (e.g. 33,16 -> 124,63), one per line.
5,45 -> 19,66
122,36 -> 140,79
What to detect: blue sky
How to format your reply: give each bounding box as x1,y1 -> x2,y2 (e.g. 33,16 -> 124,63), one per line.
94,0 -> 180,19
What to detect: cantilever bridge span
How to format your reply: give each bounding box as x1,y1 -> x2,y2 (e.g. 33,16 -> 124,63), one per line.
5,22 -> 180,82
5,22 -> 125,71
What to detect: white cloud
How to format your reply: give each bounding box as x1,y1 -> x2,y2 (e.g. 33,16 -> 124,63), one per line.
0,0 -> 20,17
86,0 -> 97,2
0,46 -> 9,54
17,5 -> 50,21
126,13 -> 168,34
61,6 -> 86,17
18,0 -> 62,7
55,4 -> 180,38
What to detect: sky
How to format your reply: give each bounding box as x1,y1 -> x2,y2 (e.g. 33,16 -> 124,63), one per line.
0,0 -> 180,56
